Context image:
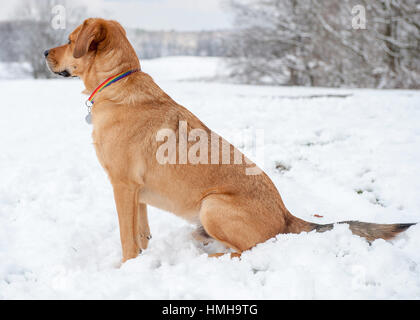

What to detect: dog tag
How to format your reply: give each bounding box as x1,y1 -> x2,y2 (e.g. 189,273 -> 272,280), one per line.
85,112 -> 92,125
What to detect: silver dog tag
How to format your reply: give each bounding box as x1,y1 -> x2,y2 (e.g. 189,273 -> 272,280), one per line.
85,112 -> 92,125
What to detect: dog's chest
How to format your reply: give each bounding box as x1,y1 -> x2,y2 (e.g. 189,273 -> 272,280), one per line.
91,129 -> 125,175
91,126 -> 148,183
91,134 -> 111,174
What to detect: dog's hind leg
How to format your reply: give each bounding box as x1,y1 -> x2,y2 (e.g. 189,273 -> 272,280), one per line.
199,195 -> 277,259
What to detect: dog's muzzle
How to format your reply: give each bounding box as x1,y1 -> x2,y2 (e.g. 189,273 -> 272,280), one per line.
55,70 -> 71,77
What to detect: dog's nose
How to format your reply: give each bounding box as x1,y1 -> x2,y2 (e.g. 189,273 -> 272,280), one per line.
44,50 -> 50,57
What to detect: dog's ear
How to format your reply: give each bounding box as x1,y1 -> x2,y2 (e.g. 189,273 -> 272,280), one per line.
73,19 -> 107,59
110,20 -> 126,36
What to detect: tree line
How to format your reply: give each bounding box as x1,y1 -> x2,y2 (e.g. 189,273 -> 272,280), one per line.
1,0 -> 419,88
226,0 -> 420,89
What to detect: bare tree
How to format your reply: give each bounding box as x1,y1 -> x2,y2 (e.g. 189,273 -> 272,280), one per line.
13,0 -> 86,78
367,0 -> 420,88
226,0 -> 420,88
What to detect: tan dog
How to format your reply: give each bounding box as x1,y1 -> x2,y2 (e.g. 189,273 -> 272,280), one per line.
45,18 -> 415,263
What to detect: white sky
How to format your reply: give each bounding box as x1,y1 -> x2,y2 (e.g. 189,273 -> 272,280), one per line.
0,0 -> 234,31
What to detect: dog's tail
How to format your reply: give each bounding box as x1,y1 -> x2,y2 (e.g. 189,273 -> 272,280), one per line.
285,213 -> 416,241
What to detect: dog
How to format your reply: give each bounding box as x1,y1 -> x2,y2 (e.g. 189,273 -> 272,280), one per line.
45,18 -> 415,263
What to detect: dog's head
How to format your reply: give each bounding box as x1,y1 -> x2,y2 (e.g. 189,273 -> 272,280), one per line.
45,18 -> 139,83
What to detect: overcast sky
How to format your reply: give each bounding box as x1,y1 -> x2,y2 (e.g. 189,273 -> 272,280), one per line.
0,0 -> 234,31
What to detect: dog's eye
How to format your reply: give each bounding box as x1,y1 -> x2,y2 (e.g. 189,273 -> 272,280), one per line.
68,40 -> 71,45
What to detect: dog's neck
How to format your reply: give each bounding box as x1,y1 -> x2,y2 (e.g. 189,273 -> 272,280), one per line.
82,61 -> 141,94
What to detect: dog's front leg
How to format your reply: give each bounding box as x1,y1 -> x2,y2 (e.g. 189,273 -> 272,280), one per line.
112,183 -> 141,263
137,203 -> 151,250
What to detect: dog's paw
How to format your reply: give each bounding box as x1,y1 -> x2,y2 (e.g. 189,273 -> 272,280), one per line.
139,233 -> 151,250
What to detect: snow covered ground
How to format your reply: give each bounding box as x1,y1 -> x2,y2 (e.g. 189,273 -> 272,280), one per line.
0,57 -> 420,299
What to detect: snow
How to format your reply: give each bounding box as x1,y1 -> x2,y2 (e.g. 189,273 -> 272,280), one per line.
0,57 -> 420,299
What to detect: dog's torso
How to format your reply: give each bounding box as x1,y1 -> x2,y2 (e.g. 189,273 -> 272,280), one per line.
90,72 -> 289,228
